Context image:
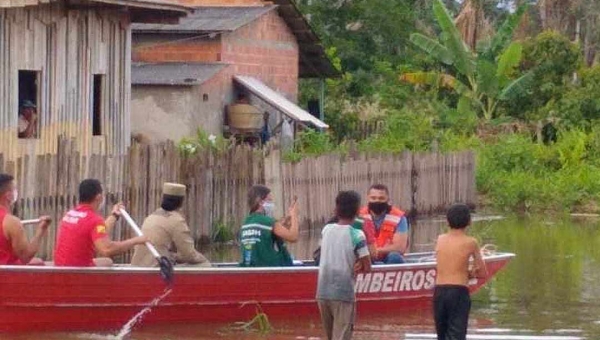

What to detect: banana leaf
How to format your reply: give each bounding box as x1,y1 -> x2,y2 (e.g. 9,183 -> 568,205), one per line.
432,0 -> 475,77
400,72 -> 461,90
497,42 -> 523,86
499,71 -> 533,100
485,4 -> 527,60
477,59 -> 499,98
410,33 -> 454,65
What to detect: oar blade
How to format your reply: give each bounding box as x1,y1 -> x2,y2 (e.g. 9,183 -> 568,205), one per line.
157,256 -> 174,285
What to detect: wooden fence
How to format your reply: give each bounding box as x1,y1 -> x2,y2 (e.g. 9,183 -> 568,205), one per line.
0,140 -> 475,260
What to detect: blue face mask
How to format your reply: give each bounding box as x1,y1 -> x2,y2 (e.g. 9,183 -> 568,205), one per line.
262,202 -> 275,217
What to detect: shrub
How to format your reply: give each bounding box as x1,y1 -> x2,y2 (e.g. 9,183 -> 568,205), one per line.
178,129 -> 233,157
359,105 -> 438,153
475,128 -> 600,212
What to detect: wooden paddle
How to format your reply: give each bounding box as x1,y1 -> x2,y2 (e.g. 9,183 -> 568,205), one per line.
21,219 -> 41,225
119,208 -> 174,285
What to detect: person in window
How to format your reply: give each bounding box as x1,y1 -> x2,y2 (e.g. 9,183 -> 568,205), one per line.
18,100 -> 38,139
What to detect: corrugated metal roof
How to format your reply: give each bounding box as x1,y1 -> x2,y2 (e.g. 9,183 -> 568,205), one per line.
132,62 -> 227,86
132,5 -> 277,33
91,0 -> 190,12
0,0 -> 190,12
234,75 -> 328,129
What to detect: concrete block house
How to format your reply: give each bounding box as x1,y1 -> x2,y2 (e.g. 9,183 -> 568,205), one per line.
0,0 -> 188,160
130,0 -> 337,143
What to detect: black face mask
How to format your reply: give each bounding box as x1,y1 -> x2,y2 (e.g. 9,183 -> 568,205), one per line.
368,201 -> 390,215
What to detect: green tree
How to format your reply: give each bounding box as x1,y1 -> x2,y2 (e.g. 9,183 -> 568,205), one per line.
400,0 -> 531,120
504,31 -> 581,120
547,65 -> 600,129
297,0 -> 439,98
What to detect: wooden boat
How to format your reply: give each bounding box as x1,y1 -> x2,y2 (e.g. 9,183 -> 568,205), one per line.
0,252 -> 514,333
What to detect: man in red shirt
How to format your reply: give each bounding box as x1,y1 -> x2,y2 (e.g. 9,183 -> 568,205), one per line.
0,173 -> 51,265
54,179 -> 147,267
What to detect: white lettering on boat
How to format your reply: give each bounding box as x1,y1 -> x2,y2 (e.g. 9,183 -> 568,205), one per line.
355,269 -> 437,294
413,270 -> 426,290
382,271 -> 395,293
355,273 -> 372,293
369,273 -> 383,293
399,270 -> 413,291
425,269 -> 436,289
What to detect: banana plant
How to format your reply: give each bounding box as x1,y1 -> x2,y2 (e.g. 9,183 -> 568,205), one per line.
401,0 -> 532,120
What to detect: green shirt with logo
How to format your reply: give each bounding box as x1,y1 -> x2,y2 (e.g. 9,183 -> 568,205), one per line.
239,213 -> 293,267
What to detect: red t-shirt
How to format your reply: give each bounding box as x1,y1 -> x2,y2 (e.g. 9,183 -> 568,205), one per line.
54,204 -> 107,266
0,207 -> 22,265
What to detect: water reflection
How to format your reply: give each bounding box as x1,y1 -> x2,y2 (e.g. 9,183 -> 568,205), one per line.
194,215 -> 600,339
471,216 -> 600,338
9,215 -> 600,339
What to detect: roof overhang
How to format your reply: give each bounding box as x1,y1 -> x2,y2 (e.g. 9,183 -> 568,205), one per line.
234,75 -> 328,130
132,62 -> 227,86
132,5 -> 277,33
0,0 -> 191,24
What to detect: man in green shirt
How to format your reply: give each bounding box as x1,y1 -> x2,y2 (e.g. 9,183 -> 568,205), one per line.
239,185 -> 298,267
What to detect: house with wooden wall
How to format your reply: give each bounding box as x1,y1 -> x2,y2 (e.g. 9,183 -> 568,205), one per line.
0,0 -> 189,160
130,0 -> 337,143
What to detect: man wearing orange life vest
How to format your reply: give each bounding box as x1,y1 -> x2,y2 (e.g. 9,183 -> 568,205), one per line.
359,184 -> 409,264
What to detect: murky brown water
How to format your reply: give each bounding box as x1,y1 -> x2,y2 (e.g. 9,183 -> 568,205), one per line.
5,215 -> 600,339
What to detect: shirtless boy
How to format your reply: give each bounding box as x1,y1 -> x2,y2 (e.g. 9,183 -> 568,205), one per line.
434,203 -> 488,340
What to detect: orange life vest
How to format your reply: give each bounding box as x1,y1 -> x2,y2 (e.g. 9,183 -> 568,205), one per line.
359,206 -> 405,248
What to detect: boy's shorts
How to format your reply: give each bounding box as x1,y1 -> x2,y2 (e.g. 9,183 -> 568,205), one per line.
317,299 -> 355,340
433,285 -> 471,340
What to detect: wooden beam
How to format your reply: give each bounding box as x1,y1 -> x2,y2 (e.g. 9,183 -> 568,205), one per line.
130,10 -> 181,24
90,0 -> 189,13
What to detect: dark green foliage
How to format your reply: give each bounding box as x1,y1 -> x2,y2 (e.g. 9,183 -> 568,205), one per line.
547,66 -> 600,129
292,1 -> 600,213
504,31 -> 582,119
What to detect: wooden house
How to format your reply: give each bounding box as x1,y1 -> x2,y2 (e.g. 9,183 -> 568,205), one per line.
0,0 -> 189,160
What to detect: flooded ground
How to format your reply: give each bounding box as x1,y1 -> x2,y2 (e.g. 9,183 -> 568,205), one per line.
6,215 -> 600,339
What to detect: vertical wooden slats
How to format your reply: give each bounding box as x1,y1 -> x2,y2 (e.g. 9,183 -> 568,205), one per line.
0,137 -> 474,262
0,4 -> 130,161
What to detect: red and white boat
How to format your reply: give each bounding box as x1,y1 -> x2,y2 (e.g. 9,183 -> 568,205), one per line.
0,252 -> 514,333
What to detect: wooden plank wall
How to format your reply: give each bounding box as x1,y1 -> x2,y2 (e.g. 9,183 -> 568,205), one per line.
0,140 -> 475,261
0,3 -> 131,161
412,151 -> 476,215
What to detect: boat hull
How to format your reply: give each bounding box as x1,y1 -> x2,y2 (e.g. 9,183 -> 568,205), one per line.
0,253 -> 513,333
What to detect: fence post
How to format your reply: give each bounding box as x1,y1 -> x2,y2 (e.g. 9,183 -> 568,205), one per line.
264,147 -> 283,217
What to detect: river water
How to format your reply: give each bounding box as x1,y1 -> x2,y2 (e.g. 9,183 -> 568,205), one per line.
7,215 -> 600,339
